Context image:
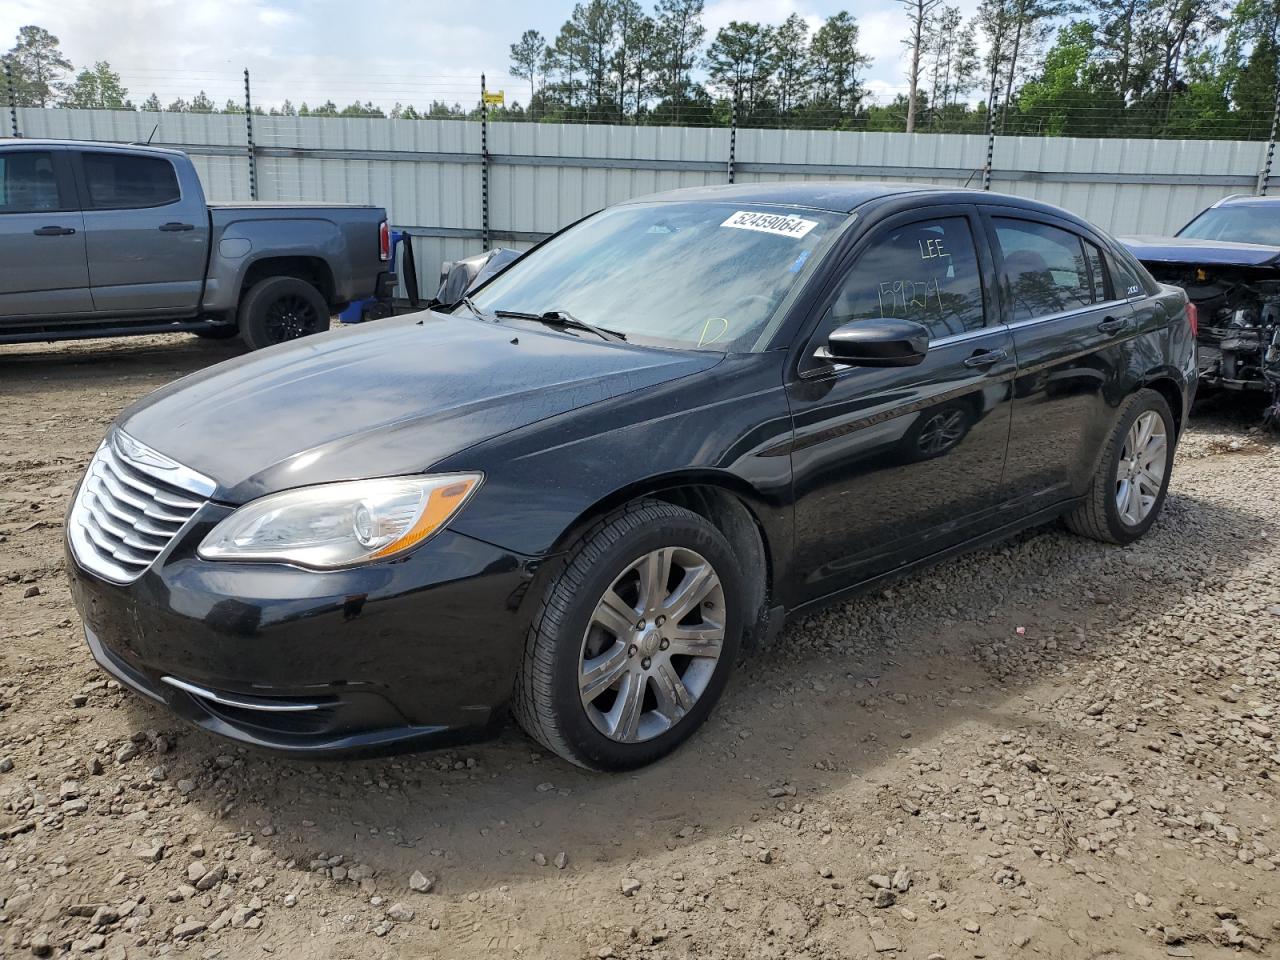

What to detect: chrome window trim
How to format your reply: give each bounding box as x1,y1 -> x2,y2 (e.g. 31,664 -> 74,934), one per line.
1003,297 -> 1131,333
929,326 -> 1001,349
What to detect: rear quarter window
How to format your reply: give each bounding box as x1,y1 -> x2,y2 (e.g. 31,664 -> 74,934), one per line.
1111,243 -> 1160,297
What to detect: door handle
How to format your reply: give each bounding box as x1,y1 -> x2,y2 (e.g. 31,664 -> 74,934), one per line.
963,348 -> 1008,369
33,225 -> 76,236
158,222 -> 195,232
1097,316 -> 1129,335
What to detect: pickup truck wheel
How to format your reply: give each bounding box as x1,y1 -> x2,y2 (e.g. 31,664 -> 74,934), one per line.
513,500 -> 744,771
238,277 -> 330,351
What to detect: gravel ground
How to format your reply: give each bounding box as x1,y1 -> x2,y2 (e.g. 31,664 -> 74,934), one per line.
1,334 -> 1279,960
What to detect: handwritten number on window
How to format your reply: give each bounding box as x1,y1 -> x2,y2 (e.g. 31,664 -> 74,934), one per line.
877,277 -> 943,319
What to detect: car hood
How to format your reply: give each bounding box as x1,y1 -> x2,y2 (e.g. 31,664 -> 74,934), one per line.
1119,235 -> 1280,268
117,312 -> 721,503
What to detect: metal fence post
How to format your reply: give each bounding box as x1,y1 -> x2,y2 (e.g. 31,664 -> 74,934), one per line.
1258,76 -> 1280,196
982,94 -> 997,192
727,91 -> 738,184
4,60 -> 18,138
481,73 -> 490,249
244,69 -> 258,200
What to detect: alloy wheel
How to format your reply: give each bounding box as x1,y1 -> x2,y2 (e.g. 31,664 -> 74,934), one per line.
264,294 -> 321,343
1115,410 -> 1168,526
578,547 -> 725,743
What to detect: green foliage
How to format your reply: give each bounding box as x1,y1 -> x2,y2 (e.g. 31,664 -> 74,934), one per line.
4,2 -> 1279,140
60,61 -> 130,110
5,25 -> 73,107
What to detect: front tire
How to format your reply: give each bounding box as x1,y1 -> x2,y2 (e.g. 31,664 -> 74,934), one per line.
238,276 -> 330,351
513,501 -> 745,771
1064,388 -> 1175,544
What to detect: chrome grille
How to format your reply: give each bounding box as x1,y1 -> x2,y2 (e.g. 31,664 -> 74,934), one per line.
68,431 -> 215,583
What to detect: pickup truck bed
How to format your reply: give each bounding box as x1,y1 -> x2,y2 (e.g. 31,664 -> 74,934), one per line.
0,139 -> 393,350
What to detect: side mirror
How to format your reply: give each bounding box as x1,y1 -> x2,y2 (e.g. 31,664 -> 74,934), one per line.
817,318 -> 930,367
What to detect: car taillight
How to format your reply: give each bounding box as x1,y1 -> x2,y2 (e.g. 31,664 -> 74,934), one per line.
379,221 -> 390,262
1185,301 -> 1199,337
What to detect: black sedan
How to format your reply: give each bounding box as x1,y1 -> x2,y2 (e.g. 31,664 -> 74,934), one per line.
66,183 -> 1197,770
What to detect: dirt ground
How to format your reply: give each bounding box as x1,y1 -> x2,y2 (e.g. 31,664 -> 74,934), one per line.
1,333 -> 1279,960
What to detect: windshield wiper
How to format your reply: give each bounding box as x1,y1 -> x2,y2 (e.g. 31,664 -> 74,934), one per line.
457,295 -> 493,322
494,308 -> 627,342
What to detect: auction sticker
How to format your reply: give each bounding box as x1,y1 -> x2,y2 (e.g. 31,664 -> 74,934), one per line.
720,210 -> 818,239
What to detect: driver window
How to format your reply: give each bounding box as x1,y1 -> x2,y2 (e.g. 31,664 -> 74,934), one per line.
824,216 -> 986,342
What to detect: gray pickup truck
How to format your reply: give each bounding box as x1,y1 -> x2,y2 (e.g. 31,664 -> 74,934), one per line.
0,139 -> 394,349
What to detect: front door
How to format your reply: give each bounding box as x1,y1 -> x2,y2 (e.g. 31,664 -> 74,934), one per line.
74,150 -> 208,314
0,148 -> 91,319
786,207 -> 1016,606
983,211 -> 1140,514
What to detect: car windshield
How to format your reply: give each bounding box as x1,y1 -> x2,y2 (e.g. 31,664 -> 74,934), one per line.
464,201 -> 844,351
1178,205 -> 1280,246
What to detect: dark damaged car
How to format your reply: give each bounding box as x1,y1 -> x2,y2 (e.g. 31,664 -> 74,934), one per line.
1121,194 -> 1280,424
67,183 -> 1196,771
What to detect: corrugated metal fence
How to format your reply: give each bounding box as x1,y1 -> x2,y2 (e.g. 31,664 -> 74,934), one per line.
11,107 -> 1271,299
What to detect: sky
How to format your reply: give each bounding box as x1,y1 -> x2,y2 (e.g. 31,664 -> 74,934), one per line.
0,0 -> 983,113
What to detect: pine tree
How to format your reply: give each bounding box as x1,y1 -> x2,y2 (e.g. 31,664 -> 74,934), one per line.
902,0 -> 944,131
810,13 -> 870,115
510,29 -> 547,109
5,25 -> 73,107
772,14 -> 812,115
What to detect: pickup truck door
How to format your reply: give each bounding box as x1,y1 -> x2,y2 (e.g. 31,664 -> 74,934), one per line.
0,147 -> 92,319
72,149 -> 209,314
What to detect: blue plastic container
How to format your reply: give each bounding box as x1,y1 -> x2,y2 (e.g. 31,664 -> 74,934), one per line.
339,230 -> 405,324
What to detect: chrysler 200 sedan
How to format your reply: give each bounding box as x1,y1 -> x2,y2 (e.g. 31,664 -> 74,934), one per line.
66,183 -> 1197,771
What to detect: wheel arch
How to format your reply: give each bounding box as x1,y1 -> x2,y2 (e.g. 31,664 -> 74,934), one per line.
239,256 -> 337,309
1141,373 -> 1186,438
541,472 -> 777,648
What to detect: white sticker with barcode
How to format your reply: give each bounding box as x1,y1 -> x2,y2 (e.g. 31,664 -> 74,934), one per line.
720,210 -> 818,239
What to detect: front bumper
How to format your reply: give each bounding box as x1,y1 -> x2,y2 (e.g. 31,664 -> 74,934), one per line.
67,519 -> 539,757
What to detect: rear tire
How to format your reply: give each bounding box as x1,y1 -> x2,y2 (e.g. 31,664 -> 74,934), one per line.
513,500 -> 745,771
238,276 -> 330,351
1064,388 -> 1175,545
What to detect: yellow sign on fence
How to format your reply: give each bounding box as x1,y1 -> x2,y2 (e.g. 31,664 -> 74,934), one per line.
482,90 -> 505,106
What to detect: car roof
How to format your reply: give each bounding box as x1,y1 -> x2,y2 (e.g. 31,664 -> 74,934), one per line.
624,181 -> 947,213
0,138 -> 187,159
620,181 -> 1099,227
1213,193 -> 1280,208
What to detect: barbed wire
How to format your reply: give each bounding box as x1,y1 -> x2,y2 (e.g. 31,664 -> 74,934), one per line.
8,66 -> 1276,142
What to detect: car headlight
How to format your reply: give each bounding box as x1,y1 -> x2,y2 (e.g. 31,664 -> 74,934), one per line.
197,474 -> 482,569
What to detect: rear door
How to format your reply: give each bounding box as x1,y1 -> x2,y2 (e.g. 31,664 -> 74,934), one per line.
0,147 -> 91,319
985,210 -> 1137,513
73,149 -> 209,314
786,205 -> 1017,605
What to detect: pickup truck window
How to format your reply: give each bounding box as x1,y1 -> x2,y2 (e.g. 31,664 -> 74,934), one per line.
82,152 -> 180,210
0,152 -> 63,214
